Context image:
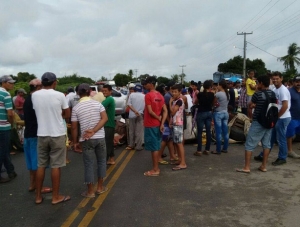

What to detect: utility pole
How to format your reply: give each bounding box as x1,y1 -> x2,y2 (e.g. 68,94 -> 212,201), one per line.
134,69 -> 138,80
237,32 -> 253,78
179,65 -> 186,84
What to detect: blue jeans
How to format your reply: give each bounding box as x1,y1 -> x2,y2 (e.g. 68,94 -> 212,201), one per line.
213,111 -> 229,153
0,130 -> 15,175
196,111 -> 212,151
81,138 -> 106,184
259,117 -> 291,160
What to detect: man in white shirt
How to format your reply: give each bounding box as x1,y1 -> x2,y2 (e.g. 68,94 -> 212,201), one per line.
267,72 -> 291,166
127,84 -> 145,151
32,72 -> 71,205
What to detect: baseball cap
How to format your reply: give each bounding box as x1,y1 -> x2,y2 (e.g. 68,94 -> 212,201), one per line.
18,88 -> 27,94
78,83 -> 90,92
41,72 -> 57,83
293,75 -> 300,81
181,88 -> 187,94
1,75 -> 15,83
134,84 -> 143,92
29,79 -> 42,86
144,76 -> 157,85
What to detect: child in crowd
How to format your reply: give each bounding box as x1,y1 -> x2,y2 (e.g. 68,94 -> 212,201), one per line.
169,84 -> 187,170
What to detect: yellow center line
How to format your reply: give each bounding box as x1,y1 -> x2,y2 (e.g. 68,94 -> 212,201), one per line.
61,149 -> 129,227
78,150 -> 135,227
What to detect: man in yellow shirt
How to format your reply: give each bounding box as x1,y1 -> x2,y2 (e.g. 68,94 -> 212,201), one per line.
246,70 -> 257,119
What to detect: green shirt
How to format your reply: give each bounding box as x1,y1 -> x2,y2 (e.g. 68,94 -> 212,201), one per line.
101,96 -> 116,128
0,87 -> 13,130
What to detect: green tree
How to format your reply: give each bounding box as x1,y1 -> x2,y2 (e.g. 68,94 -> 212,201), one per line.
100,76 -> 108,81
17,72 -> 36,82
279,43 -> 300,79
113,73 -> 131,86
218,56 -> 268,75
157,76 -> 170,85
58,73 -> 94,85
170,74 -> 180,83
128,69 -> 134,80
279,43 -> 300,70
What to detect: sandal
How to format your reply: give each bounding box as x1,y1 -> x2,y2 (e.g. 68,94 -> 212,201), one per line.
144,171 -> 160,177
125,146 -> 134,150
158,160 -> 169,165
194,151 -> 202,156
96,186 -> 108,195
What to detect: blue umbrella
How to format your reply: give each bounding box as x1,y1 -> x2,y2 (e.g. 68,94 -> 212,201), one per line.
228,77 -> 238,82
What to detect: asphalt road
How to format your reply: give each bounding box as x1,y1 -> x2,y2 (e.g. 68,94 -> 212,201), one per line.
1,141 -> 300,227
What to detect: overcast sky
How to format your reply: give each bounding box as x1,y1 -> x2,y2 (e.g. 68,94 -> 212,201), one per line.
0,0 -> 299,82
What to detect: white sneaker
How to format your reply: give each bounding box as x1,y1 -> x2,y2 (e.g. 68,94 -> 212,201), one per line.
288,151 -> 300,159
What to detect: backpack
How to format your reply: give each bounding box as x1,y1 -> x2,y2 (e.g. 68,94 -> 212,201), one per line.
257,90 -> 278,129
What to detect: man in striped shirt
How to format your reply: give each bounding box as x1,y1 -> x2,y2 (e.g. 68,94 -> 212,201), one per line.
0,75 -> 17,183
71,83 -> 108,197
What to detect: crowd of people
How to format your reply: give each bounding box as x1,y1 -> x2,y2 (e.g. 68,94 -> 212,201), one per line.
0,70 -> 300,204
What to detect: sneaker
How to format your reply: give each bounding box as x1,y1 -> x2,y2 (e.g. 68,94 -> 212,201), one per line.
272,159 -> 286,166
0,177 -> 10,183
288,151 -> 300,159
8,172 -> 17,179
254,155 -> 263,162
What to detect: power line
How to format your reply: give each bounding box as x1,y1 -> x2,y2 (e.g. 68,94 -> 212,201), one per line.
250,13 -> 300,43
252,0 -> 298,32
253,18 -> 300,45
247,42 -> 278,58
256,29 -> 300,47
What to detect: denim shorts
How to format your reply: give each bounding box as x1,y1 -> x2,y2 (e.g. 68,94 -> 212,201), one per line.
286,119 -> 300,138
162,124 -> 172,142
172,125 -> 183,144
245,121 -> 272,151
144,127 -> 161,152
24,137 -> 38,171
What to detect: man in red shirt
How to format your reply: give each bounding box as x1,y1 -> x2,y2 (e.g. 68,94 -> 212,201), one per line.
15,88 -> 27,120
143,76 -> 167,177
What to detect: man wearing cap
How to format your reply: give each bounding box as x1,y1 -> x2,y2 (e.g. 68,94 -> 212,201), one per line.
126,84 -> 145,151
15,88 -> 27,120
0,75 -> 17,183
71,83 -> 108,197
23,79 -> 51,193
32,72 -> 71,204
286,75 -> 300,158
143,76 -> 168,176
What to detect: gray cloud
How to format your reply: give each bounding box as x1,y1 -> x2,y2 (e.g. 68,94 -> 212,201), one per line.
0,0 -> 299,81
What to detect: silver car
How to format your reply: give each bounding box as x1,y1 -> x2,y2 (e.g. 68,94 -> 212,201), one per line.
90,85 -> 127,115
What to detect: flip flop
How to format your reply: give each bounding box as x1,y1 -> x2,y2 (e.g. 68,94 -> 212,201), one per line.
172,166 -> 187,171
158,160 -> 169,165
170,161 -> 180,165
194,151 -> 202,156
35,196 -> 44,205
144,171 -> 160,177
125,146 -> 134,150
236,168 -> 250,174
107,162 -> 116,165
258,167 -> 267,172
81,191 -> 95,198
52,195 -> 71,205
96,186 -> 108,195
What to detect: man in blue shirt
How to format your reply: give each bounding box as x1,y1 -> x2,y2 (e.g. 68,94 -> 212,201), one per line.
286,75 -> 300,158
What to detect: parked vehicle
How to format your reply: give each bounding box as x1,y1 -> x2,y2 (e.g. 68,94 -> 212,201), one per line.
90,85 -> 127,115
